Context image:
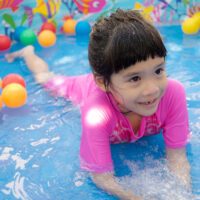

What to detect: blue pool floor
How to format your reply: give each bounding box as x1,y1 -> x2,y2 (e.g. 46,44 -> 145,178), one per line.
0,25 -> 200,200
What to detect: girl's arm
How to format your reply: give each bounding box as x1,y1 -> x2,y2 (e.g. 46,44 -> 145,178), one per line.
166,147 -> 191,188
90,172 -> 143,200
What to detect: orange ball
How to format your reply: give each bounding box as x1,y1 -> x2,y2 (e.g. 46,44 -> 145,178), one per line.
82,0 -> 92,2
38,30 -> 56,47
0,96 -> 2,110
0,78 -> 2,88
2,83 -> 27,108
63,19 -> 77,34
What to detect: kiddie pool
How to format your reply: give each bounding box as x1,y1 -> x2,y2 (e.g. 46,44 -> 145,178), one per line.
0,25 -> 200,200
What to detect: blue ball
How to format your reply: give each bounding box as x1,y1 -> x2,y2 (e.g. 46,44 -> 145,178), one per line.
75,21 -> 91,36
14,26 -> 27,42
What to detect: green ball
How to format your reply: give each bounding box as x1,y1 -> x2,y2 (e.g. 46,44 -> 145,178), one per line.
20,29 -> 37,45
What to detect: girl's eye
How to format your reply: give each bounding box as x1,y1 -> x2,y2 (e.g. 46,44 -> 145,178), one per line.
130,76 -> 140,82
155,68 -> 164,75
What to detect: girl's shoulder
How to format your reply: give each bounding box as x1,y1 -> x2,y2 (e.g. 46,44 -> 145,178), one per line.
163,78 -> 186,101
167,78 -> 185,91
81,84 -> 118,130
158,78 -> 187,120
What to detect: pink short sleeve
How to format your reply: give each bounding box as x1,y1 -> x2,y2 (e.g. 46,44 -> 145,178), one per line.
162,79 -> 190,149
80,93 -> 116,173
43,74 -> 94,105
44,74 -> 116,173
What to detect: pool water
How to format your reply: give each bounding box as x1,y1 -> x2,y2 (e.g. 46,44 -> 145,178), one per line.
0,25 -> 200,200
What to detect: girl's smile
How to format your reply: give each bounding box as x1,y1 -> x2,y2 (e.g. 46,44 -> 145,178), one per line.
109,56 -> 167,116
138,97 -> 158,108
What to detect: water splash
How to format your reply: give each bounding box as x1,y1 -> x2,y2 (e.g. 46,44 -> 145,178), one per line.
119,158 -> 197,200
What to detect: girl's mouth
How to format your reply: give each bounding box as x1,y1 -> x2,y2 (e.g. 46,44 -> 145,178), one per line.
138,98 -> 158,108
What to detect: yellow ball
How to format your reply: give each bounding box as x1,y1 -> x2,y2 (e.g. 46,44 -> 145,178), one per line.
0,96 -> 2,110
2,83 -> 27,108
182,17 -> 199,34
193,12 -> 200,27
0,78 -> 2,88
38,30 -> 56,47
63,19 -> 77,34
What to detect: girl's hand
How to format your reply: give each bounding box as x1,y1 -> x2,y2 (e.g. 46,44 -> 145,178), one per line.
90,172 -> 143,200
166,147 -> 192,190
125,189 -> 143,200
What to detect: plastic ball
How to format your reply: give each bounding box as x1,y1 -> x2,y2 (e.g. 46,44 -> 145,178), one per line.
14,26 -> 27,42
0,96 -> 2,110
2,74 -> 26,89
75,21 -> 91,36
82,0 -> 92,2
40,22 -> 56,33
0,78 -> 2,88
193,12 -> 200,27
20,29 -> 37,45
38,30 -> 56,47
182,17 -> 199,34
0,35 -> 11,51
2,83 -> 27,108
63,19 -> 77,34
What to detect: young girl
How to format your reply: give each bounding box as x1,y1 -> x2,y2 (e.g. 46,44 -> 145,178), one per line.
6,9 -> 191,200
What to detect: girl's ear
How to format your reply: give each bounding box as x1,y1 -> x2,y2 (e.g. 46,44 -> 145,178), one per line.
94,75 -> 107,92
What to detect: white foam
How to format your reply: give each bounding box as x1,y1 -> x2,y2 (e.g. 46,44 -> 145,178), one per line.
42,148 -> 53,157
11,154 -> 33,170
167,43 -> 182,52
54,56 -> 75,65
30,138 -> 49,146
2,172 -> 31,200
0,147 -> 14,161
27,120 -> 46,130
74,181 -> 83,187
32,164 -> 39,168
50,136 -> 60,143
73,172 -> 87,187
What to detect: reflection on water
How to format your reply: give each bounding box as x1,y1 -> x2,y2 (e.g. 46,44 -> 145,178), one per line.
0,26 -> 200,200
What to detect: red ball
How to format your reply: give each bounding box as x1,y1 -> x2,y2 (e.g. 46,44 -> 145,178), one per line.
2,74 -> 26,89
40,22 -> 56,33
0,35 -> 11,51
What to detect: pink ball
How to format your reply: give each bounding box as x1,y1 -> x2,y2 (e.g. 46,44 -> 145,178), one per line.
0,35 -> 11,51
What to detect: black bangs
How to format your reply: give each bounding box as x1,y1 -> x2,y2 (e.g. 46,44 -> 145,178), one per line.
104,21 -> 167,73
88,9 -> 167,86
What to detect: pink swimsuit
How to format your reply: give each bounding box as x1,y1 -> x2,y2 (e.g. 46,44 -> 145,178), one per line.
44,73 -> 190,173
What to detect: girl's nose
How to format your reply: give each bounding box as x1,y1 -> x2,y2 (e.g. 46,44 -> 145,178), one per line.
142,82 -> 159,97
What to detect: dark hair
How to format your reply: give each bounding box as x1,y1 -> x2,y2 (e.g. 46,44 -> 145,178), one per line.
88,9 -> 167,88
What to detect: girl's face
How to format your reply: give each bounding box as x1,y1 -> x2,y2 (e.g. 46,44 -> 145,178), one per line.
109,57 -> 167,116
